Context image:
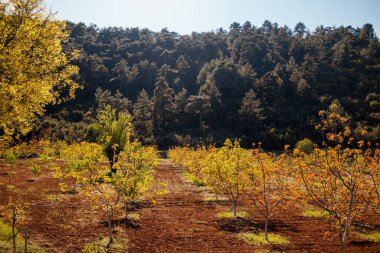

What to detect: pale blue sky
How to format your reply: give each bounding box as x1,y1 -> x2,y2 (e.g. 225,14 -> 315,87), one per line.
45,0 -> 380,35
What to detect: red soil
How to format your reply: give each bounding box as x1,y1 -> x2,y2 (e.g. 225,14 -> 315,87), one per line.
0,159 -> 379,252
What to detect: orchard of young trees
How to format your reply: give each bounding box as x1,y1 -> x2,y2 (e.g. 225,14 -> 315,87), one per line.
168,100 -> 380,253
169,131 -> 380,252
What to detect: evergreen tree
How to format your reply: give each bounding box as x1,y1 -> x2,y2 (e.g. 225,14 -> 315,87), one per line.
173,88 -> 189,127
185,94 -> 211,136
239,89 -> 266,121
239,89 -> 266,143
133,89 -> 154,145
95,88 -> 131,114
294,22 -> 306,37
152,76 -> 174,146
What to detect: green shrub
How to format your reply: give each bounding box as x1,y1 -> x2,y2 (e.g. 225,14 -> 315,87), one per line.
4,150 -> 18,165
85,124 -> 103,143
295,138 -> 313,154
31,165 -> 41,179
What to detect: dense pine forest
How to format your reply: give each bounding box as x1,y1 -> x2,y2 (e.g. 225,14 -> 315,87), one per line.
35,21 -> 380,148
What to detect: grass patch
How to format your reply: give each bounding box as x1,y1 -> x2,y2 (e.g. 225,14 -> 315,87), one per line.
0,219 -> 14,242
59,224 -> 72,230
216,211 -> 250,219
82,237 -> 128,253
202,192 -> 228,202
0,219 -> 51,253
203,196 -> 228,202
355,230 -> 380,242
127,212 -> 140,221
46,194 -> 62,203
182,172 -> 205,187
254,250 -> 282,253
239,232 -> 290,245
302,207 -> 329,218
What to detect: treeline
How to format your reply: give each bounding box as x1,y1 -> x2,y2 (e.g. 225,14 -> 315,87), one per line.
38,20 -> 380,148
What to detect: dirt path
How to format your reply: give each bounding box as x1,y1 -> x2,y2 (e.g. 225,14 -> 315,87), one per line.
125,160 -> 256,253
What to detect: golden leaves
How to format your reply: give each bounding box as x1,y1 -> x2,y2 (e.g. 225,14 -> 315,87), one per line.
0,0 -> 80,136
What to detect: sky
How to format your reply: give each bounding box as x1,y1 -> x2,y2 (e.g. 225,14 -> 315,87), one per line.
45,0 -> 380,35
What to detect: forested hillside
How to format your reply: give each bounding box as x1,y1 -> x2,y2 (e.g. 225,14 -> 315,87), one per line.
39,21 -> 380,148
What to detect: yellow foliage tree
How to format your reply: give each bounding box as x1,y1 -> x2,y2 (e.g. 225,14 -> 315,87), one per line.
0,0 -> 80,137
4,191 -> 29,253
84,177 -> 122,248
296,106 -> 379,253
58,142 -> 103,193
81,140 -> 158,248
294,146 -> 378,253
245,147 -> 294,241
201,139 -> 251,216
167,146 -> 190,168
370,147 -> 380,210
113,141 -> 158,221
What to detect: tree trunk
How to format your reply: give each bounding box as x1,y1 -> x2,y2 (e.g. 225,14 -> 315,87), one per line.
340,222 -> 351,253
339,187 -> 354,253
110,161 -> 117,174
106,215 -> 113,248
340,239 -> 347,253
23,228 -> 28,253
233,201 -> 237,217
12,208 -> 16,253
264,218 -> 269,242
125,202 -> 129,224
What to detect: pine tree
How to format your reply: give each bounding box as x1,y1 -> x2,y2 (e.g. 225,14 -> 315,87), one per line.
199,77 -> 222,111
133,89 -> 154,145
95,88 -> 131,113
152,76 -> 174,145
239,89 -> 266,121
239,89 -> 266,143
173,88 -> 188,127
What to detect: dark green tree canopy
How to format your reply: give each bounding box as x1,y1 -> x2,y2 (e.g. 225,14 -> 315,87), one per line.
31,20 -> 380,148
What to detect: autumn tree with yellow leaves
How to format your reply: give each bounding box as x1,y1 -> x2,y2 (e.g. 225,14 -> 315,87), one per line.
78,109 -> 159,248
113,141 -> 158,221
245,146 -> 294,241
294,102 -> 379,253
57,142 -> 103,193
0,0 -> 80,138
201,139 -> 251,216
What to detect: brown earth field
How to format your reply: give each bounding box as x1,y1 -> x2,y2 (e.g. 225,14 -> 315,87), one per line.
0,158 -> 380,253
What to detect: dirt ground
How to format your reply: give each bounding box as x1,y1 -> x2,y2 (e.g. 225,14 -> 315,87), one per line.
0,158 -> 379,252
